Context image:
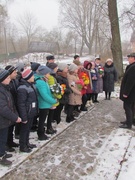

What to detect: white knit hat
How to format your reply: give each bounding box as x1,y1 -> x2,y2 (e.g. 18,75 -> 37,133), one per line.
68,63 -> 78,72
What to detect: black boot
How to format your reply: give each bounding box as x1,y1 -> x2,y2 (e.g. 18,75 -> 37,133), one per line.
0,155 -> 12,166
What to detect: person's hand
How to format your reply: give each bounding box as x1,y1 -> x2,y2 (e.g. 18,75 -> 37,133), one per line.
22,121 -> 28,124
16,117 -> 22,123
123,94 -> 128,98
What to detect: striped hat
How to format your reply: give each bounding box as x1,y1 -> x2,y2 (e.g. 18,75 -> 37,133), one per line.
22,68 -> 33,80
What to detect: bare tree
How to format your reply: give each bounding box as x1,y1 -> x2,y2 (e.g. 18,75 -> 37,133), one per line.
59,0 -> 112,56
108,0 -> 123,77
17,11 -> 40,50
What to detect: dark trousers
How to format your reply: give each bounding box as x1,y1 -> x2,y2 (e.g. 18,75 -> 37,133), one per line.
80,94 -> 88,110
124,101 -> 134,128
54,103 -> 64,124
15,123 -> 21,136
47,109 -> 55,130
86,93 -> 92,101
19,118 -> 33,149
38,109 -> 49,135
92,93 -> 98,102
66,105 -> 75,122
0,127 -> 8,157
7,124 -> 14,146
105,91 -> 111,99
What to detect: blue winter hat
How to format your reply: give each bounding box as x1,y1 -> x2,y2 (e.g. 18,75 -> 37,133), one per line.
37,65 -> 52,75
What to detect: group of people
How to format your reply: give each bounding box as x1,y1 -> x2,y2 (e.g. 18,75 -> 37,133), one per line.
0,54 -> 118,166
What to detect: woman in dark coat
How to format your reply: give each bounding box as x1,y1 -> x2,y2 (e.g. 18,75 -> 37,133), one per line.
103,58 -> 118,100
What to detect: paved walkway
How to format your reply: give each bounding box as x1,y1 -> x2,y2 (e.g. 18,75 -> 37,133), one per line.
1,98 -> 134,180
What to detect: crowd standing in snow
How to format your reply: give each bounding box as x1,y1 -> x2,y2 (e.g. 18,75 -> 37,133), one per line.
0,54 -> 119,166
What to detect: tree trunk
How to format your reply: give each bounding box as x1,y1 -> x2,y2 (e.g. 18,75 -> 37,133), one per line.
108,0 -> 123,78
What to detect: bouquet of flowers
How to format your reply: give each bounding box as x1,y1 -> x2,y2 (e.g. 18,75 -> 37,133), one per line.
76,79 -> 84,91
50,83 -> 62,95
98,66 -> 104,75
80,72 -> 90,85
61,84 -> 66,95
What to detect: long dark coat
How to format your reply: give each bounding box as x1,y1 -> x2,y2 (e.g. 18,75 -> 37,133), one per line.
120,62 -> 135,103
103,63 -> 118,92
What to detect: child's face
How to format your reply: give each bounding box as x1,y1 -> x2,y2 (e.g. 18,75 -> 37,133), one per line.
28,75 -> 34,83
91,63 -> 95,69
2,76 -> 11,85
45,73 -> 50,79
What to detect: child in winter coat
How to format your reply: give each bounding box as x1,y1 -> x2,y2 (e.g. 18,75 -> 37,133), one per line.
0,69 -> 21,166
90,61 -> 98,103
83,60 -> 93,106
35,66 -> 57,140
17,68 -> 38,153
46,63 -> 62,134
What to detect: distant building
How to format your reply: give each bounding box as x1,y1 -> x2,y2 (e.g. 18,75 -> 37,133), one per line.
27,41 -> 59,54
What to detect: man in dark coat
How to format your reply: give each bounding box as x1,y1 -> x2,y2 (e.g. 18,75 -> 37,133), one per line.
119,52 -> 135,129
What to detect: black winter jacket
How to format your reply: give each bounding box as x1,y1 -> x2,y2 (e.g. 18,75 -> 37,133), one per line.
120,62 -> 135,103
0,83 -> 18,129
17,79 -> 38,122
56,71 -> 72,104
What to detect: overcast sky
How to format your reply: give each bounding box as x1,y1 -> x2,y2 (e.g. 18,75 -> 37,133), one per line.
7,0 -> 59,30
6,0 -> 134,41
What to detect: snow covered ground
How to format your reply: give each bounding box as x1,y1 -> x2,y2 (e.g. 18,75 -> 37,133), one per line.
1,86 -> 135,180
0,54 -> 132,179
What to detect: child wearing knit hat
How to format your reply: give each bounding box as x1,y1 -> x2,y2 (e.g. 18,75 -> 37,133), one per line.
0,69 -> 21,166
17,68 -> 38,152
34,66 -> 57,140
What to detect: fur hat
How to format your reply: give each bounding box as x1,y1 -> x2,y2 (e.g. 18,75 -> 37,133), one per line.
37,65 -> 52,75
58,63 -> 67,71
95,57 -> 101,60
127,53 -> 135,58
5,65 -> 17,74
0,68 -> 10,82
22,69 -> 33,80
30,62 -> 40,72
47,63 -> 58,70
16,62 -> 26,72
68,64 -> 78,72
106,58 -> 113,63
46,55 -> 55,61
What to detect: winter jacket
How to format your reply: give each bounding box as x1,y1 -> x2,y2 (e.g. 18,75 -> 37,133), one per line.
95,63 -> 103,93
120,62 -> 135,103
0,83 -> 18,129
83,60 -> 93,93
90,68 -> 98,92
9,79 -> 19,106
17,79 -> 38,122
34,74 -> 57,109
67,72 -> 82,105
48,74 -> 62,107
56,71 -> 72,105
103,63 -> 118,92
